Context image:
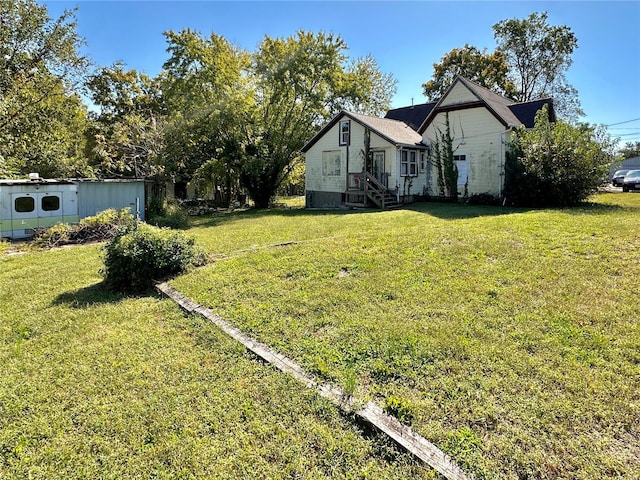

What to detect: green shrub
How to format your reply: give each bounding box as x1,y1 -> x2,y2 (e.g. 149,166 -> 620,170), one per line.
465,193 -> 500,206
147,198 -> 189,229
102,223 -> 207,292
504,105 -> 615,207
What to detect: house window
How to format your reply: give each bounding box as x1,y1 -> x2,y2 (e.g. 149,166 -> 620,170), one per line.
322,150 -> 341,176
41,196 -> 60,212
339,120 -> 350,146
453,154 -> 466,162
15,196 -> 35,213
400,150 -> 418,177
419,152 -> 427,173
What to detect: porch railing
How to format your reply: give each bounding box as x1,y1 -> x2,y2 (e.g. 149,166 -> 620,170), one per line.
347,172 -> 388,192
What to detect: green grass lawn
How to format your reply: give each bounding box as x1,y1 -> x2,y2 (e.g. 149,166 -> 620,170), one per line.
172,192 -> 640,479
0,246 -> 426,478
2,193 -> 639,479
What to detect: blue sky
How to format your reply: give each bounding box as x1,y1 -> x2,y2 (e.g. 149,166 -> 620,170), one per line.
44,1 -> 640,143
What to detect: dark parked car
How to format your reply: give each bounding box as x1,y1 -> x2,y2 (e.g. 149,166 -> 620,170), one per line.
622,169 -> 640,192
612,169 -> 629,187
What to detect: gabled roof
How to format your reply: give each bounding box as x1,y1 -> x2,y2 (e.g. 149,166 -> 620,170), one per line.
417,76 -> 555,134
384,102 -> 437,131
301,110 -> 425,153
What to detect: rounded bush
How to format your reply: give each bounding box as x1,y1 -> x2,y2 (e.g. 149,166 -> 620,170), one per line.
102,223 -> 207,292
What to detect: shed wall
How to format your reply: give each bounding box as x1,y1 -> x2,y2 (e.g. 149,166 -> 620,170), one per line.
77,181 -> 145,220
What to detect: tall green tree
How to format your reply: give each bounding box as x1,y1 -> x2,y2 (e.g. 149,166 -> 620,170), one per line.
245,31 -> 396,208
87,65 -> 165,178
618,141 -> 640,160
422,12 -> 581,121
493,11 -> 582,120
161,29 -> 251,202
422,45 -> 516,101
0,0 -> 91,177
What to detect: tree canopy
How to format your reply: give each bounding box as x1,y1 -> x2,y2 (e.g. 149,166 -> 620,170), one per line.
0,0 -> 91,177
494,12 -> 581,120
422,45 -> 516,101
422,12 -> 582,121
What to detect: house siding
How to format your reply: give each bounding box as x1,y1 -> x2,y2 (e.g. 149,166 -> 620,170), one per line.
439,82 -> 478,106
423,108 -> 509,197
305,114 -> 430,207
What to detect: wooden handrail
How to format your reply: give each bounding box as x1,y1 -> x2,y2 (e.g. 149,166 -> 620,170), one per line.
364,172 -> 386,194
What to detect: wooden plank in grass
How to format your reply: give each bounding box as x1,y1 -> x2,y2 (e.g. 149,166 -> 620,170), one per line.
156,282 -> 471,480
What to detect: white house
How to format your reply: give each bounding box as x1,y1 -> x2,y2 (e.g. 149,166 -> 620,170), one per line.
302,76 -> 555,209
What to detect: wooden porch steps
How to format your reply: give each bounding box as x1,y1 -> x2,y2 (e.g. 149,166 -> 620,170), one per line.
367,191 -> 402,210
346,172 -> 402,210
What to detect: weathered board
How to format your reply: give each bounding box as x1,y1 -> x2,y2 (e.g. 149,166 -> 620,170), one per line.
156,282 -> 472,480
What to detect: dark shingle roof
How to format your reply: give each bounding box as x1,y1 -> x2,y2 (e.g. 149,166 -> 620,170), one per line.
508,98 -> 555,128
384,102 -> 436,131
417,76 -> 556,133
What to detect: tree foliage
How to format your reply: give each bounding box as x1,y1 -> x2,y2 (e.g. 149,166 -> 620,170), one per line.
618,141 -> 640,160
422,45 -> 516,101
422,12 -> 582,121
160,30 -> 251,201
0,0 -> 91,177
493,11 -> 582,120
159,30 -> 396,208
504,106 -> 615,206
86,65 -> 166,178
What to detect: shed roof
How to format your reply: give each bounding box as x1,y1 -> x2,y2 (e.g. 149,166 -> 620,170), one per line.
301,110 -> 426,153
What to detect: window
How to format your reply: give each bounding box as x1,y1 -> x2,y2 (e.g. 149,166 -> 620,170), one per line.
41,195 -> 60,211
453,154 -> 466,162
419,152 -> 427,173
15,196 -> 35,213
339,120 -> 350,146
322,150 -> 341,176
400,150 -> 418,177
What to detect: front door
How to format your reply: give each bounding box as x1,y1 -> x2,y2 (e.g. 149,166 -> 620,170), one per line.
372,151 -> 386,186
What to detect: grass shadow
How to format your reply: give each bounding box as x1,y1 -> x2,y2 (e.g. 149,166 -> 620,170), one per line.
404,201 -> 530,220
188,202 -> 526,228
560,201 -> 628,216
51,280 -> 150,308
185,195 -> 637,228
188,206 -> 379,229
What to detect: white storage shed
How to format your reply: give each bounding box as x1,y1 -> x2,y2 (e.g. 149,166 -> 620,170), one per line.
0,177 -> 145,239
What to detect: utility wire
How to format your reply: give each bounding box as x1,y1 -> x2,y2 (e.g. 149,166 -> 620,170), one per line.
605,117 -> 640,127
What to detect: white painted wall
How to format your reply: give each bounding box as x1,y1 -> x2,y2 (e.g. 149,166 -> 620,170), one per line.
305,116 -> 429,199
423,108 -> 509,197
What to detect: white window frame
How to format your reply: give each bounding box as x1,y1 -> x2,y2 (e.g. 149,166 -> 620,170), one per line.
400,150 -> 418,177
339,120 -> 351,146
